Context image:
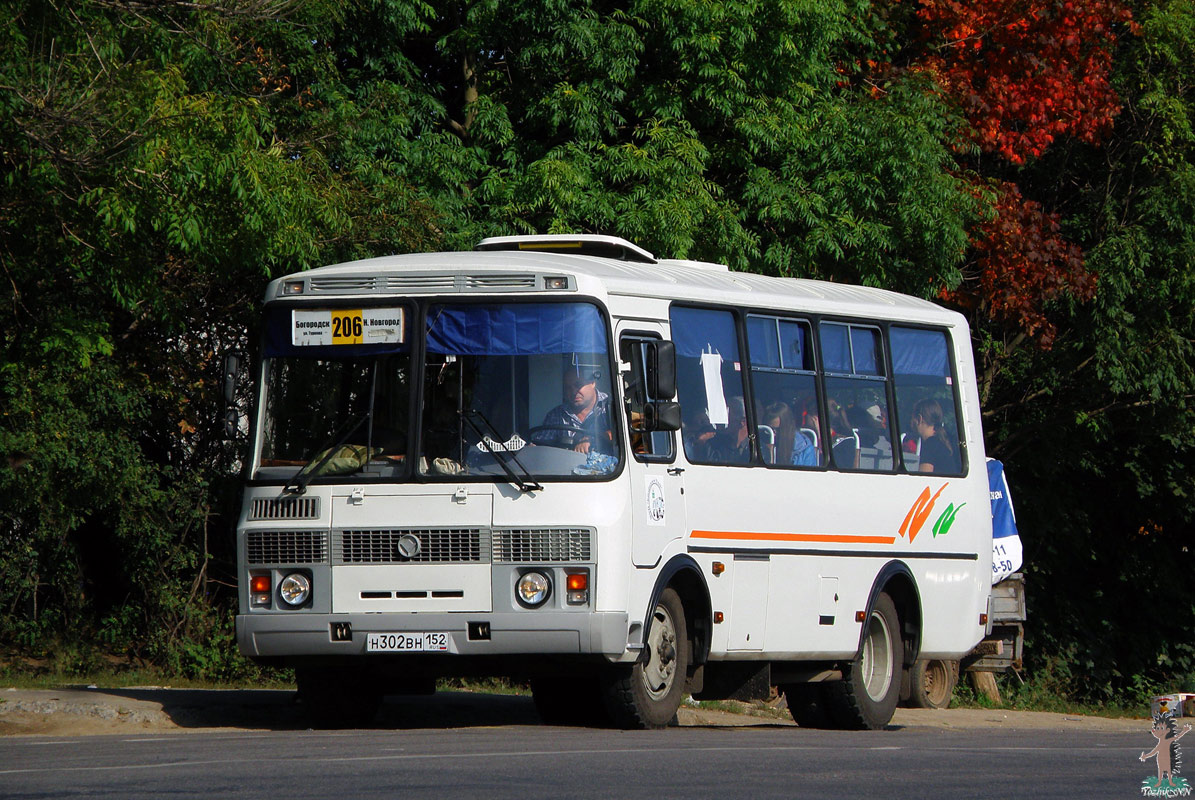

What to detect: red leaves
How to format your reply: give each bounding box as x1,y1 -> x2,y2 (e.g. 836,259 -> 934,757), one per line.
940,182 -> 1095,347
878,0 -> 1135,343
915,0 -> 1135,164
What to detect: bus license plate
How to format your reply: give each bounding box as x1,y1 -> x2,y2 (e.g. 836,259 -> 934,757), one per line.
366,632 -> 449,653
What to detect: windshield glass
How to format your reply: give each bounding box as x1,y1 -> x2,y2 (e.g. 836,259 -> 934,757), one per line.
420,302 -> 620,480
256,306 -> 411,482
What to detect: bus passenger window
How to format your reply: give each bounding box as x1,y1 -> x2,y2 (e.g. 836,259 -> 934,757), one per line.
669,307 -> 751,465
891,327 -> 964,475
746,314 -> 821,468
819,323 -> 894,471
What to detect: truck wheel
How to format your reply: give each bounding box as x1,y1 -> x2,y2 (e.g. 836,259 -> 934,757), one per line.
780,682 -> 833,728
602,588 -> 689,729
906,659 -> 958,709
825,592 -> 902,730
296,667 -> 382,728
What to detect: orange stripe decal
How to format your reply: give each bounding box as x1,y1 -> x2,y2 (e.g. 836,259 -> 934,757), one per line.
690,530 -> 896,545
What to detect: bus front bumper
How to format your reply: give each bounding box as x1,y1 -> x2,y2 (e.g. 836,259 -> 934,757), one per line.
237,611 -> 631,659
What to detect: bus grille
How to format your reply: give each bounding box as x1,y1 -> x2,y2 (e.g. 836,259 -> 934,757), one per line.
460,274 -> 537,290
493,528 -> 592,562
249,496 -> 320,520
307,273 -> 539,295
383,275 -> 457,292
336,529 -> 486,564
247,531 -> 328,565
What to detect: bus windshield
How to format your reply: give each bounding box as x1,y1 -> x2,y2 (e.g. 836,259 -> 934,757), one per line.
254,301 -> 620,484
419,302 -> 620,480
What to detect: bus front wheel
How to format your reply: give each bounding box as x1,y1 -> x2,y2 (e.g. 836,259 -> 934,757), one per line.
825,592 -> 902,730
602,588 -> 689,729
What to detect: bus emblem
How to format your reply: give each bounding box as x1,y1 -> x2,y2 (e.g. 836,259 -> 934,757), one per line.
899,484 -> 949,543
646,478 -> 666,526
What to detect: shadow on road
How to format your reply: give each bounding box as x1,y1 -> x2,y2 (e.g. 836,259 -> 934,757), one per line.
94,687 -> 543,731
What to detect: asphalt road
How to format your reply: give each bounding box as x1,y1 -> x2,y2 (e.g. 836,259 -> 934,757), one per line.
0,692 -> 1154,799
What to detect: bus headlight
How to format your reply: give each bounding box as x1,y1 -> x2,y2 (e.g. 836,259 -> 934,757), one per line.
516,571 -> 551,608
279,572 -> 312,607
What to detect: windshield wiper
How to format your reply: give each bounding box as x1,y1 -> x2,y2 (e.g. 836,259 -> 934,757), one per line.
461,410 -> 543,493
283,413 -> 369,495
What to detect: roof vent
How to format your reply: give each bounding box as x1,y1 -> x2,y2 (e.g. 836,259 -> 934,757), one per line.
476,234 -> 657,264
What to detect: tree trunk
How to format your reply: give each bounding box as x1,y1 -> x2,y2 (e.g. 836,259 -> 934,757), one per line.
969,670 -> 1001,704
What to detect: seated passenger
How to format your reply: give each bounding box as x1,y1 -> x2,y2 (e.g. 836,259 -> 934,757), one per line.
793,399 -> 821,467
827,397 -> 859,469
535,369 -> 614,454
682,409 -> 716,461
847,400 -> 887,449
706,396 -> 751,463
911,398 -> 960,473
764,402 -> 795,465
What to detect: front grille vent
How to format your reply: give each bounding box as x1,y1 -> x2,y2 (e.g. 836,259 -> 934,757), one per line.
309,276 -> 378,293
250,496 -> 320,520
337,529 -> 486,564
494,528 -> 592,562
247,530 -> 328,565
461,274 -> 537,291
383,275 -> 457,292
306,273 -> 543,296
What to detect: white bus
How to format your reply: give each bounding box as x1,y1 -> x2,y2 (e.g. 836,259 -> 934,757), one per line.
231,234 -> 993,729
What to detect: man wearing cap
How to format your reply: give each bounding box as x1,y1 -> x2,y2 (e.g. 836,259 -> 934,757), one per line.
534,369 -> 614,454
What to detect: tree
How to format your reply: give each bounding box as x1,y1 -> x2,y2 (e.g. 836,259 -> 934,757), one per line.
0,0 -> 437,672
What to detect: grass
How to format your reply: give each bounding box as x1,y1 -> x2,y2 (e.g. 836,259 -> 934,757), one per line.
686,697 -> 791,721
947,671 -> 1151,719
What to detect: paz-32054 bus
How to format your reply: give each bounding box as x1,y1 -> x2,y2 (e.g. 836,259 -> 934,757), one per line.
229,235 -> 993,729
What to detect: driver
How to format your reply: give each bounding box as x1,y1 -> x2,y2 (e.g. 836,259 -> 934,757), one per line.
534,368 -> 614,454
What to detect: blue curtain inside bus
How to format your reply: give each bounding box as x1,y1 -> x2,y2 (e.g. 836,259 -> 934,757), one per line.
890,327 -> 950,377
671,307 -> 741,359
425,303 -> 606,356
819,324 -> 851,372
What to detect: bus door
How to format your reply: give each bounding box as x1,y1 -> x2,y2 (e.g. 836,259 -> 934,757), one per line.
618,325 -> 687,567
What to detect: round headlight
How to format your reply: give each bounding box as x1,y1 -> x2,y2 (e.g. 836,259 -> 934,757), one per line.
279,572 -> 311,607
516,571 -> 551,607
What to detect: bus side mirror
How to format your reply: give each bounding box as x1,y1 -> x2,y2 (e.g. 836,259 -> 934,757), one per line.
223,352 -> 242,404
645,340 -> 676,401
644,401 -> 682,432
221,351 -> 245,440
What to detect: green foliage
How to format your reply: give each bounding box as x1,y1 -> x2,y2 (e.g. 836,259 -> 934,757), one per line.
972,0 -> 1195,702
1,0 -> 1193,708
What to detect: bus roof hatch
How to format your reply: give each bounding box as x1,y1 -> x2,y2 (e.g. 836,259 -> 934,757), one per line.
475,234 -> 657,264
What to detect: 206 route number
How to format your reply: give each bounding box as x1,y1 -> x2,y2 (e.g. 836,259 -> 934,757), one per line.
366,632 -> 449,652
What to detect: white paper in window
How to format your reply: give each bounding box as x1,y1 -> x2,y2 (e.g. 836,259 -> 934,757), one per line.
701,349 -> 728,425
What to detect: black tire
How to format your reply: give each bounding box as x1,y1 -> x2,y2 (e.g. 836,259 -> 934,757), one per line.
905,659 -> 958,709
602,587 -> 689,729
825,592 -> 902,730
531,676 -> 610,726
780,682 -> 833,728
296,667 -> 383,729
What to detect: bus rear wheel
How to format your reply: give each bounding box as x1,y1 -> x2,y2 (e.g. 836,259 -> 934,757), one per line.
602,588 -> 689,729
825,592 -> 902,730
905,658 -> 958,709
